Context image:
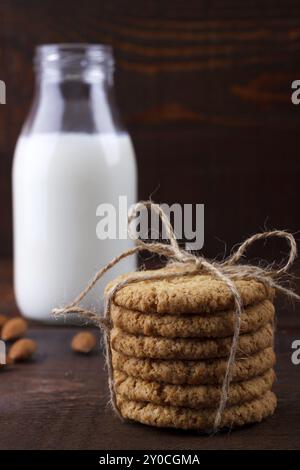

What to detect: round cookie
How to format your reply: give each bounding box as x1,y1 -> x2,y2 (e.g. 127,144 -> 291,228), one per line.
112,348 -> 276,385
114,368 -> 275,409
106,264 -> 274,315
116,390 -> 277,431
110,323 -> 274,360
112,347 -> 276,385
111,299 -> 274,338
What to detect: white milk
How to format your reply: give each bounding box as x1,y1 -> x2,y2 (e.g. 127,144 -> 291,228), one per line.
13,132 -> 137,321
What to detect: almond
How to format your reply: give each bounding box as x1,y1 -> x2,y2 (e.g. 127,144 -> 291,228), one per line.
71,331 -> 97,354
0,314 -> 8,329
1,317 -> 28,341
8,338 -> 37,362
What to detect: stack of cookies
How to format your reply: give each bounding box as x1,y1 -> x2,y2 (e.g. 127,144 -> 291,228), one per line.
108,266 -> 277,431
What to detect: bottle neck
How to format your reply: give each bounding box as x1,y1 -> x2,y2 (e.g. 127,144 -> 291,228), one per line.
23,44 -> 123,135
35,65 -> 113,105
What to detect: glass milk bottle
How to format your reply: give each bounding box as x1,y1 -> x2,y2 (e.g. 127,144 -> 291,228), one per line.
13,44 -> 137,322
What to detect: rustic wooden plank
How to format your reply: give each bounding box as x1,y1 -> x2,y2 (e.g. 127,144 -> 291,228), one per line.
0,260 -> 299,449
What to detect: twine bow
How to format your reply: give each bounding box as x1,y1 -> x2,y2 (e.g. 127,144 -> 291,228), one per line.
53,201 -> 300,431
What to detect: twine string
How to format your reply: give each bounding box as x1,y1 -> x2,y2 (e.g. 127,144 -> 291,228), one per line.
53,202 -> 300,431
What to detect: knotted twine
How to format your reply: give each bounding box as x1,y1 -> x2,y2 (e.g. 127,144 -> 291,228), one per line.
53,201 -> 300,431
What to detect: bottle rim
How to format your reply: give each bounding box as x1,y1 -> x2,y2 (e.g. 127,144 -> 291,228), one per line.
34,43 -> 114,71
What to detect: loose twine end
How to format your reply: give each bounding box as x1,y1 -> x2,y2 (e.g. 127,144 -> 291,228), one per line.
53,202 -> 300,432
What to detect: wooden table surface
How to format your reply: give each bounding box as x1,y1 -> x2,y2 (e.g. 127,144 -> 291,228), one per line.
0,260 -> 299,450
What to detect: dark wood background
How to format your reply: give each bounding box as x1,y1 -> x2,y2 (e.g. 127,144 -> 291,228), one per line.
1,1 -> 300,451
0,0 -> 300,260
